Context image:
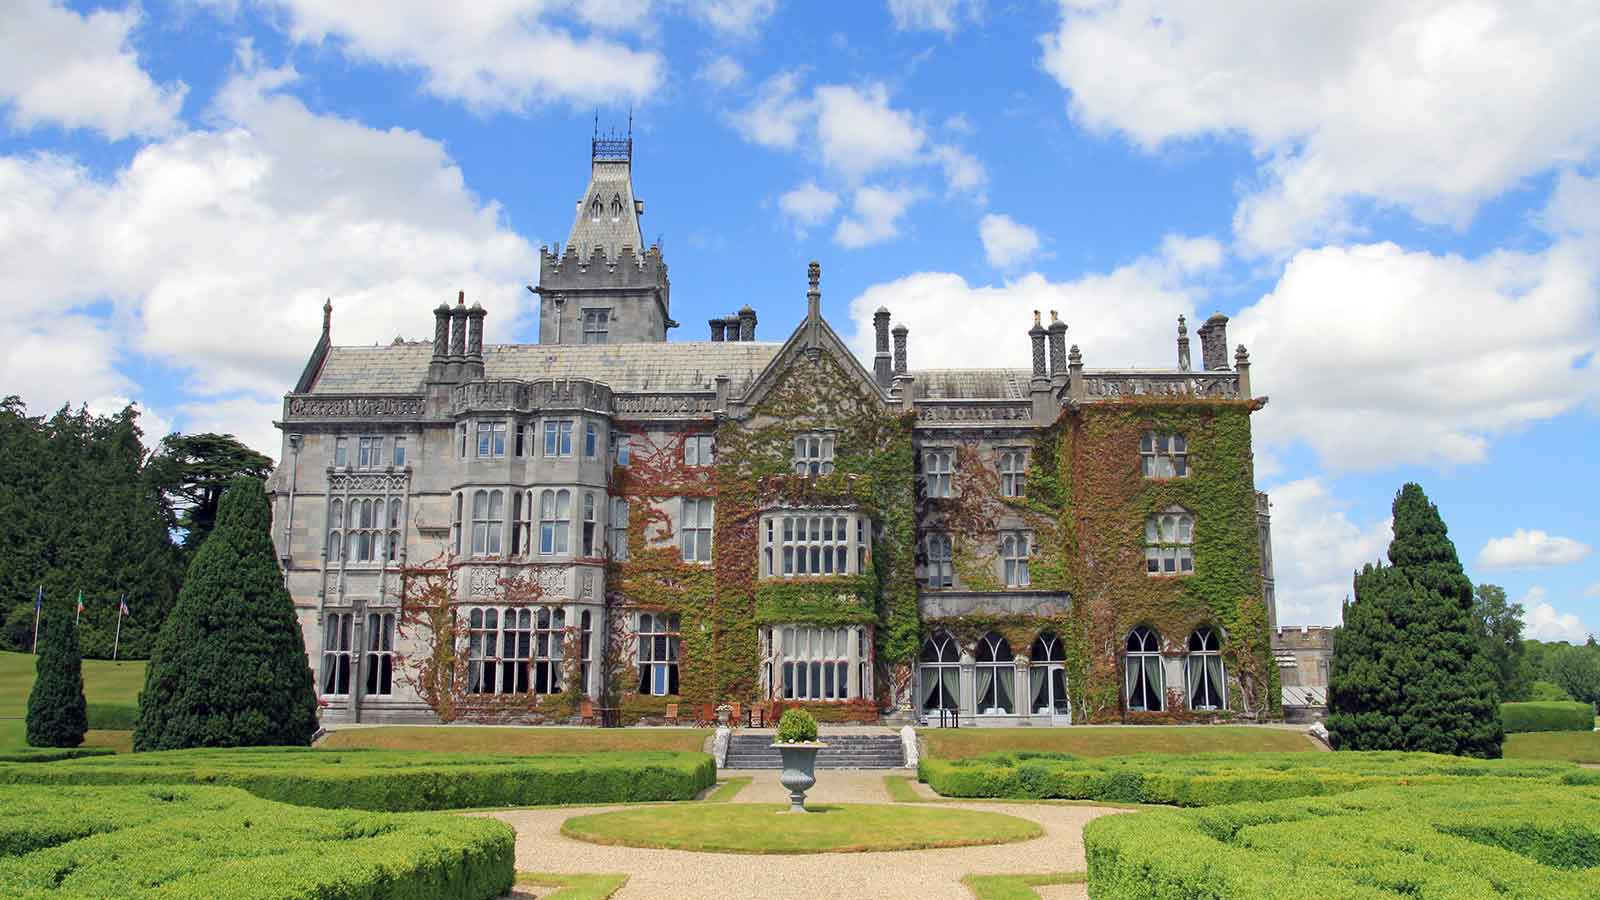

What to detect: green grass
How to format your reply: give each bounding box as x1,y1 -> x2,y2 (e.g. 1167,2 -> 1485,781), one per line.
0,747 -> 716,811
515,872 -> 628,900
918,725 -> 1315,760
0,650 -> 144,753
0,783 -> 514,899
1504,729 -> 1600,764
560,803 -> 1043,854
885,774 -> 927,802
319,724 -> 709,754
962,871 -> 1086,900
704,776 -> 751,802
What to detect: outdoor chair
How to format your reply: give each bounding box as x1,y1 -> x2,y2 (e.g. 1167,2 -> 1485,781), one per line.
665,703 -> 679,725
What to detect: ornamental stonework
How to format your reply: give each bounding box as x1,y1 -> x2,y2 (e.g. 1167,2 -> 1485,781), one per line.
288,395 -> 425,419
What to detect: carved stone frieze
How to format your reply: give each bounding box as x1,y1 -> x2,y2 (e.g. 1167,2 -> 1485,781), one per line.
467,566 -> 498,597
328,472 -> 409,493
916,402 -> 1033,424
1080,373 -> 1240,401
449,378 -> 614,416
613,393 -> 716,417
288,395 -> 426,419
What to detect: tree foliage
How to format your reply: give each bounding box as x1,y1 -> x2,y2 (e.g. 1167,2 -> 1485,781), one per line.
0,397 -> 181,658
146,432 -> 274,560
1471,583 -> 1531,702
26,600 -> 88,747
1327,483 -> 1503,758
134,477 -> 318,750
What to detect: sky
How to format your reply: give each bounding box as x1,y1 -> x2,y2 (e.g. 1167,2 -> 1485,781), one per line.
1,0 -> 1597,638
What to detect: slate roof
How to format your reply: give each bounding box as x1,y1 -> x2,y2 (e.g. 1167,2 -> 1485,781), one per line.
309,341 -> 784,395
910,369 -> 1031,400
565,159 -> 645,261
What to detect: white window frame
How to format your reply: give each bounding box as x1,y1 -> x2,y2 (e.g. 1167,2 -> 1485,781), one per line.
1186,627 -> 1226,711
760,511 -> 868,578
918,632 -> 960,713
975,631 -> 1016,715
581,492 -> 598,556
1145,507 -> 1195,576
924,532 -> 953,588
321,612 -> 354,696
680,498 -> 713,563
391,437 -> 407,467
465,606 -> 566,695
584,422 -> 599,458
365,612 -> 395,696
1141,431 -> 1188,478
1001,531 -> 1031,587
609,498 -> 629,560
470,489 -> 504,557
684,434 -> 714,467
793,434 -> 835,475
1125,626 -> 1164,712
612,433 -> 631,467
999,449 -> 1026,498
334,436 -> 349,468
776,625 -> 858,701
539,489 -> 571,555
356,435 -> 383,470
543,419 -> 574,457
637,612 -> 680,696
924,449 -> 953,498
582,309 -> 609,344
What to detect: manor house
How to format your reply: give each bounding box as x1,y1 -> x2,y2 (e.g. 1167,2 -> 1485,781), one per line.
268,135 -> 1280,727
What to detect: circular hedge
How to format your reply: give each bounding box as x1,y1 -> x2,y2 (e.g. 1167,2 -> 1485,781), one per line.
560,803 -> 1042,854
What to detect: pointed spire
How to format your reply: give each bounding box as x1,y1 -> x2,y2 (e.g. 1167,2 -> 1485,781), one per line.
1177,314 -> 1192,372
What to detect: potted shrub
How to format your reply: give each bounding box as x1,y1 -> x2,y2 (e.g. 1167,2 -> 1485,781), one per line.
771,708 -> 825,813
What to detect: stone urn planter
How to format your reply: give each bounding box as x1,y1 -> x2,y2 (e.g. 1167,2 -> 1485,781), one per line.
772,741 -> 827,813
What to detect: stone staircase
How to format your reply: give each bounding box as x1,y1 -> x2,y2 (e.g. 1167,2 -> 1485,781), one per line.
723,731 -> 906,769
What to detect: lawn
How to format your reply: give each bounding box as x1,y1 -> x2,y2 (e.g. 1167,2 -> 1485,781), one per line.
319,724 -> 710,753
0,650 -> 144,752
1504,729 -> 1600,764
560,803 -> 1042,854
515,872 -> 628,899
963,871 -> 1086,900
918,725 -> 1316,760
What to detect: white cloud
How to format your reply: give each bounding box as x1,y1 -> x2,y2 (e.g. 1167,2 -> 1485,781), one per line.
932,144 -> 987,198
835,185 -> 922,249
1039,1 -> 1600,253
814,83 -> 926,182
943,113 -> 975,135
1477,529 -> 1593,569
978,213 -> 1041,269
0,0 -> 185,140
1231,241 -> 1600,470
0,48 -> 537,456
1261,478 -> 1392,626
235,0 -> 663,112
888,0 -> 983,34
844,233 -> 1217,368
1521,587 -> 1592,643
697,54 -> 745,90
177,395 -> 284,460
687,0 -> 779,37
1540,169 -> 1600,238
727,70 -> 811,150
778,182 -> 840,235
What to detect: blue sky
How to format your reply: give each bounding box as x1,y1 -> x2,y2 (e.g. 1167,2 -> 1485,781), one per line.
1,0 -> 1597,635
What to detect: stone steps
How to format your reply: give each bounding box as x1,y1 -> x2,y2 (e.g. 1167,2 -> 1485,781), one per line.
723,733 -> 905,769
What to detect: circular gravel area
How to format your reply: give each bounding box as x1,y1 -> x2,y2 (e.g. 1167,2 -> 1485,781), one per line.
560,802 -> 1043,854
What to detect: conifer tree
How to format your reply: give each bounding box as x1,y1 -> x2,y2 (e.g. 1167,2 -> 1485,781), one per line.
134,477 -> 317,750
1327,483 -> 1503,757
26,601 -> 88,747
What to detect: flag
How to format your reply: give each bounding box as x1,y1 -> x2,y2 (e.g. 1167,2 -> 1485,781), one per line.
34,586 -> 42,612
75,591 -> 85,616
118,595 -> 129,617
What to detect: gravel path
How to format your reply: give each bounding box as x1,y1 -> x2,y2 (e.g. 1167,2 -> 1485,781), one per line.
480,771 -> 1126,899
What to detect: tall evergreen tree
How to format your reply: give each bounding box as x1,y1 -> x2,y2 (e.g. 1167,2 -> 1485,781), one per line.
1327,483 -> 1503,757
26,600 -> 88,747
134,477 -> 317,750
146,433 -> 274,561
1472,583 -> 1531,701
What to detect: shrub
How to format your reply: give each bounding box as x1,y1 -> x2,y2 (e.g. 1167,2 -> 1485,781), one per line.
1084,782 -> 1600,899
0,748 -> 717,811
135,477 -> 317,751
1501,701 -> 1596,734
0,784 -> 514,899
775,708 -> 819,743
25,602 -> 87,748
0,747 -> 114,764
920,750 -> 1588,806
1527,680 -> 1574,702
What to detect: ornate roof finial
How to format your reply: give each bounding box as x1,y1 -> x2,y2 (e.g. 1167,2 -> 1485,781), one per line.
457,290 -> 465,305
1178,314 -> 1187,335
806,261 -> 821,325
322,298 -> 332,335
1033,310 -> 1041,327
1050,310 -> 1059,323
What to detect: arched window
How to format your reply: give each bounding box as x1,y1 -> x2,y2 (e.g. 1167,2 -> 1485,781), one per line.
924,533 -> 953,588
1186,627 -> 1226,711
1125,626 -> 1164,712
540,489 -> 571,554
975,632 -> 1016,715
1001,532 -> 1030,587
919,632 -> 960,713
1029,632 -> 1070,717
589,196 -> 602,221
610,193 -> 623,219
321,612 -> 353,695
1145,507 -> 1195,575
365,612 -> 395,695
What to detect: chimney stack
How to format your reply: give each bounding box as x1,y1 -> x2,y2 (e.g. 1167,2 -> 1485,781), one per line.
738,305 -> 757,341
429,301 -> 451,381
447,291 -> 468,381
1177,316 -> 1191,372
709,318 -> 726,341
465,301 -> 487,381
1198,312 -> 1229,371
1047,311 -> 1068,388
723,315 -> 741,342
891,322 -> 908,375
1028,311 -> 1048,383
873,308 -> 893,387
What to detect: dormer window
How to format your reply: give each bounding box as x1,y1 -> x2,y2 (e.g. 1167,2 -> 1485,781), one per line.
610,194 -> 623,219
793,434 -> 834,475
589,196 -> 602,221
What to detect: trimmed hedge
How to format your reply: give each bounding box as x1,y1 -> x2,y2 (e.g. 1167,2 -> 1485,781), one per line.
1084,782 -> 1600,899
0,747 -> 716,811
1501,701 -> 1595,734
0,747 -> 115,764
920,750 -> 1596,806
0,783 -> 514,899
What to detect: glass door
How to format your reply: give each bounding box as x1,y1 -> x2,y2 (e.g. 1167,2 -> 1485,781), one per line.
1032,664 -> 1071,724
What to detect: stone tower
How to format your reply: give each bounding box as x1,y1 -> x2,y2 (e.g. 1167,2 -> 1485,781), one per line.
535,128 -> 673,344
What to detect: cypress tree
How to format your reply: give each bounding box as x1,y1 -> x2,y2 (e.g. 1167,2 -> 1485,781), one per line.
1327,483 -> 1503,757
26,601 -> 88,747
134,477 -> 317,750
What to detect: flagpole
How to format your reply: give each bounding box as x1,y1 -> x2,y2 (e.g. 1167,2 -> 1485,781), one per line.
32,587 -> 41,654
113,594 -> 125,662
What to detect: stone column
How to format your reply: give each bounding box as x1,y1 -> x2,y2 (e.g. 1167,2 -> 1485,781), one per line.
1235,345 -> 1252,398
1014,657 -> 1031,724
960,652 -> 977,726
847,626 -> 861,699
